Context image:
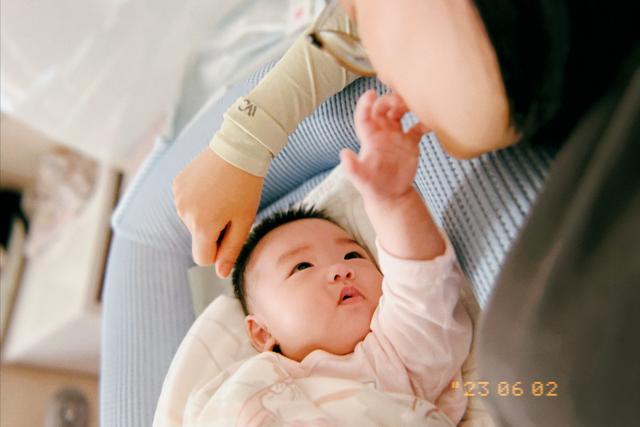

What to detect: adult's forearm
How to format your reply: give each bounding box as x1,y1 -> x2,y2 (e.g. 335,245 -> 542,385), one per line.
210,5 -> 359,177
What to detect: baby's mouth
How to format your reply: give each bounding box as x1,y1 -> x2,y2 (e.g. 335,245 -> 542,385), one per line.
338,286 -> 364,305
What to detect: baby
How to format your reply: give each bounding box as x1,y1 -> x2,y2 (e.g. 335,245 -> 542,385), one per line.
232,91 -> 472,424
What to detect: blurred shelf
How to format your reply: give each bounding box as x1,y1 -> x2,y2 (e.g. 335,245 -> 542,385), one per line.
1,163 -> 121,374
1,218 -> 27,343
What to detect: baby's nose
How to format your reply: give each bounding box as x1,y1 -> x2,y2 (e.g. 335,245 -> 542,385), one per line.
328,264 -> 354,283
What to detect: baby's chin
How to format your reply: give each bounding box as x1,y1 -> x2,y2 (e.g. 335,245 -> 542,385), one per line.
283,321 -> 371,361
283,304 -> 377,360
325,318 -> 372,356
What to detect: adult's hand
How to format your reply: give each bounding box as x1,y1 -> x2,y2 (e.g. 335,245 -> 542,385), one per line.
173,149 -> 263,277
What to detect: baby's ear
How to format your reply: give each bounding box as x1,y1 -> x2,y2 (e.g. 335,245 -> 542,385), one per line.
245,315 -> 277,352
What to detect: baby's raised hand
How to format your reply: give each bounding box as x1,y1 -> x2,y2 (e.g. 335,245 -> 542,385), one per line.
340,90 -> 429,203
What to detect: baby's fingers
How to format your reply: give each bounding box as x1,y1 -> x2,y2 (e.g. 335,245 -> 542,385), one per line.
406,122 -> 431,144
355,90 -> 377,141
355,90 -> 376,125
372,92 -> 408,121
340,149 -> 368,189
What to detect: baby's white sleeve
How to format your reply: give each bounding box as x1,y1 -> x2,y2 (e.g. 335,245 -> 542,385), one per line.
370,232 -> 473,405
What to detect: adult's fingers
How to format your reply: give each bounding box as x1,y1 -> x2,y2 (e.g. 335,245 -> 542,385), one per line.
215,219 -> 253,278
192,223 -> 220,266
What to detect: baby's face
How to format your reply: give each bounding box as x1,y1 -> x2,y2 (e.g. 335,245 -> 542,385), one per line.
245,218 -> 383,361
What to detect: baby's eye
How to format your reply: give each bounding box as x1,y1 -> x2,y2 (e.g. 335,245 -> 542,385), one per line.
344,251 -> 363,260
291,262 -> 313,274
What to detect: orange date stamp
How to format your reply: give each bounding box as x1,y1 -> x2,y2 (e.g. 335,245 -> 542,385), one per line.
450,380 -> 559,398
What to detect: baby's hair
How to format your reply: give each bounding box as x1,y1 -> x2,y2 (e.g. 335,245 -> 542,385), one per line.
231,206 -> 338,315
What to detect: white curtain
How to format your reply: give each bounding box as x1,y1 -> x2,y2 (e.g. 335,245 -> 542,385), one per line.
0,0 -> 316,168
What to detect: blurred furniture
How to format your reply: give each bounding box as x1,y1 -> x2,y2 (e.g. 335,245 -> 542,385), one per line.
1,164 -> 120,374
0,217 -> 26,342
0,363 -> 98,427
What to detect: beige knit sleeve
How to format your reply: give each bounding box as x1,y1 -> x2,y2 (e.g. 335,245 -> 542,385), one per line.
209,6 -> 360,177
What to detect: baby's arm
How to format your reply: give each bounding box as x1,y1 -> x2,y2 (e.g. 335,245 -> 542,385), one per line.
340,90 -> 444,260
342,91 -> 472,418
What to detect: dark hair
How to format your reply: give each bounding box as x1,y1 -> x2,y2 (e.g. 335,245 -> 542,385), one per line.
473,0 -> 638,147
231,206 -> 337,315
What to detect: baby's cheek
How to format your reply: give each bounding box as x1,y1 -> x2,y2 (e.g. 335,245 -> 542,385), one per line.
281,302 -> 307,328
369,272 -> 384,300
285,296 -> 323,331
